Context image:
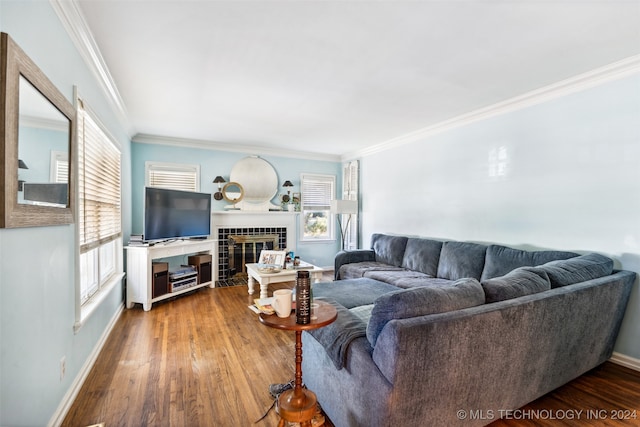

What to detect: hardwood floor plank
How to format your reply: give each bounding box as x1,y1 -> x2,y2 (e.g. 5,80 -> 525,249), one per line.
63,278 -> 639,427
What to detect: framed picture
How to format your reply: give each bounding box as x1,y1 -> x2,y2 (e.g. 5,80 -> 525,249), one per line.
259,250 -> 286,267
292,192 -> 301,204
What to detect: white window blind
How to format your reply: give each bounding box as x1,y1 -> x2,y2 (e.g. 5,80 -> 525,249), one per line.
78,101 -> 121,253
301,174 -> 334,211
301,174 -> 335,241
146,162 -> 199,191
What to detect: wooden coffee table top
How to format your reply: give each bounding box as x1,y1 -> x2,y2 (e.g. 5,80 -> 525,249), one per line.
259,300 -> 337,331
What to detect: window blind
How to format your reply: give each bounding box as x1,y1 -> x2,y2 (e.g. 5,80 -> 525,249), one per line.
78,102 -> 121,253
301,174 -> 334,210
147,162 -> 199,191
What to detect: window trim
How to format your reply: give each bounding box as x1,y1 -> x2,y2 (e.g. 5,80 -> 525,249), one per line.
74,91 -> 124,333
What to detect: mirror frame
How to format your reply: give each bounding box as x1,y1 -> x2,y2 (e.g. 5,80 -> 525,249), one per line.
222,181 -> 244,203
1,33 -> 75,228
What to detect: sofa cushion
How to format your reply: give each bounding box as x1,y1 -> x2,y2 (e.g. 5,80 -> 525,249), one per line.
363,269 -> 432,286
366,278 -> 485,346
392,277 -> 455,289
481,244 -> 578,281
311,278 -> 399,308
537,253 -> 614,288
338,261 -> 405,280
481,266 -> 551,303
401,238 -> 443,276
371,234 -> 408,267
436,241 -> 487,280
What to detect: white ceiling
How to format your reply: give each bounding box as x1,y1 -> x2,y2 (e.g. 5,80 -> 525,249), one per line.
74,0 -> 640,159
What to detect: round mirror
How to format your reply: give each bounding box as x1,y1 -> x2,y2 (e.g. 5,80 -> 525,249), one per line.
222,182 -> 244,203
229,156 -> 278,205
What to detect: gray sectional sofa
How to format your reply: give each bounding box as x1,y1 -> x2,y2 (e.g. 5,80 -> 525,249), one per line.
302,233 -> 636,427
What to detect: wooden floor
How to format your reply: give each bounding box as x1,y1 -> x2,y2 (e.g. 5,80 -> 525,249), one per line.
63,278 -> 640,427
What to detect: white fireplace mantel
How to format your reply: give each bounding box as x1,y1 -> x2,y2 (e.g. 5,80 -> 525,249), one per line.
212,211 -> 298,245
211,211 -> 299,282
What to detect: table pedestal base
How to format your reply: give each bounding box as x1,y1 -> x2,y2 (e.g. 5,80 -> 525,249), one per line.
276,388 -> 317,427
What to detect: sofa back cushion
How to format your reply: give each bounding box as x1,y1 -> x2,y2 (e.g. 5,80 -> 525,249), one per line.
371,234 -> 408,267
481,266 -> 551,303
481,244 -> 578,281
436,241 -> 487,280
366,278 -> 485,346
401,238 -> 443,276
536,253 -> 614,288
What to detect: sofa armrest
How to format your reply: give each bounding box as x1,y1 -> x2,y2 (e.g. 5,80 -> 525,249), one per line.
335,249 -> 375,279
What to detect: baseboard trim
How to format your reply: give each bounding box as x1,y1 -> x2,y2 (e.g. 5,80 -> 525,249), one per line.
48,303 -> 125,427
609,352 -> 640,372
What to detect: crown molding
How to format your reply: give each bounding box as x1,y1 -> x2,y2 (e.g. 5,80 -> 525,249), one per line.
49,0 -> 132,135
132,133 -> 342,163
343,55 -> 640,161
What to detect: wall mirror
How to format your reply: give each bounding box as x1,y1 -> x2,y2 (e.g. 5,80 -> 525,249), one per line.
222,182 -> 244,205
1,32 -> 75,228
228,156 -> 280,211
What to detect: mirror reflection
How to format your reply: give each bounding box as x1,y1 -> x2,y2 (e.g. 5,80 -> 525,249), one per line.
17,75 -> 70,207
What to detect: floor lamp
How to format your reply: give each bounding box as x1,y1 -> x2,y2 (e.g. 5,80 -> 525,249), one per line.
331,199 -> 358,250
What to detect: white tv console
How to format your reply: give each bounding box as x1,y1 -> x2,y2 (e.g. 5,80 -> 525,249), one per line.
125,239 -> 216,311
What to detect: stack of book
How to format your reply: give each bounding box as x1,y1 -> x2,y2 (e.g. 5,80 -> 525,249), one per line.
250,298 -> 275,315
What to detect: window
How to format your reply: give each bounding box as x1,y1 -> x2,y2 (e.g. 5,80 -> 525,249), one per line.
145,161 -> 200,191
300,174 -> 335,241
76,98 -> 123,329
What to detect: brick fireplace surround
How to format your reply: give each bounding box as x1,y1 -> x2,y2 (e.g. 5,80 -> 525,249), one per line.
212,212 -> 298,284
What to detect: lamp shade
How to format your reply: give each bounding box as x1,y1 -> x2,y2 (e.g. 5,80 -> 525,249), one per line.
213,176 -> 226,184
283,180 -> 293,188
330,199 -> 358,214
18,159 -> 28,169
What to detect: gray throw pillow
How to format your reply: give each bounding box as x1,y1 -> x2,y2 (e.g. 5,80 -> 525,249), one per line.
537,253 -> 614,288
366,278 -> 485,346
481,266 -> 551,303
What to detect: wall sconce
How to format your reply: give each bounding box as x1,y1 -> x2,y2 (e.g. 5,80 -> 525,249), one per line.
282,180 -> 293,202
18,159 -> 28,191
212,176 -> 226,200
330,199 -> 358,250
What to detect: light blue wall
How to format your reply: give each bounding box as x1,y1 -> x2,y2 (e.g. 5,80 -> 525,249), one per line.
131,143 -> 342,267
359,73 -> 640,359
18,126 -> 68,183
0,2 -> 132,426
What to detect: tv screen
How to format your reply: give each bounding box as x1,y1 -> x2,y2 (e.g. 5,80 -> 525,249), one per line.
144,187 -> 211,242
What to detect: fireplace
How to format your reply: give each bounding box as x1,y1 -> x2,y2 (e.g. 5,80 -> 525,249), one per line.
212,212 -> 297,285
227,234 -> 279,277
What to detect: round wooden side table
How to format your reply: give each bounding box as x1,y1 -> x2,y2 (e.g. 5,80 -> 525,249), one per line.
259,300 -> 337,427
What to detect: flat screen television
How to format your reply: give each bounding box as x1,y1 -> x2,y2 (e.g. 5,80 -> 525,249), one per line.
144,187 -> 211,242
